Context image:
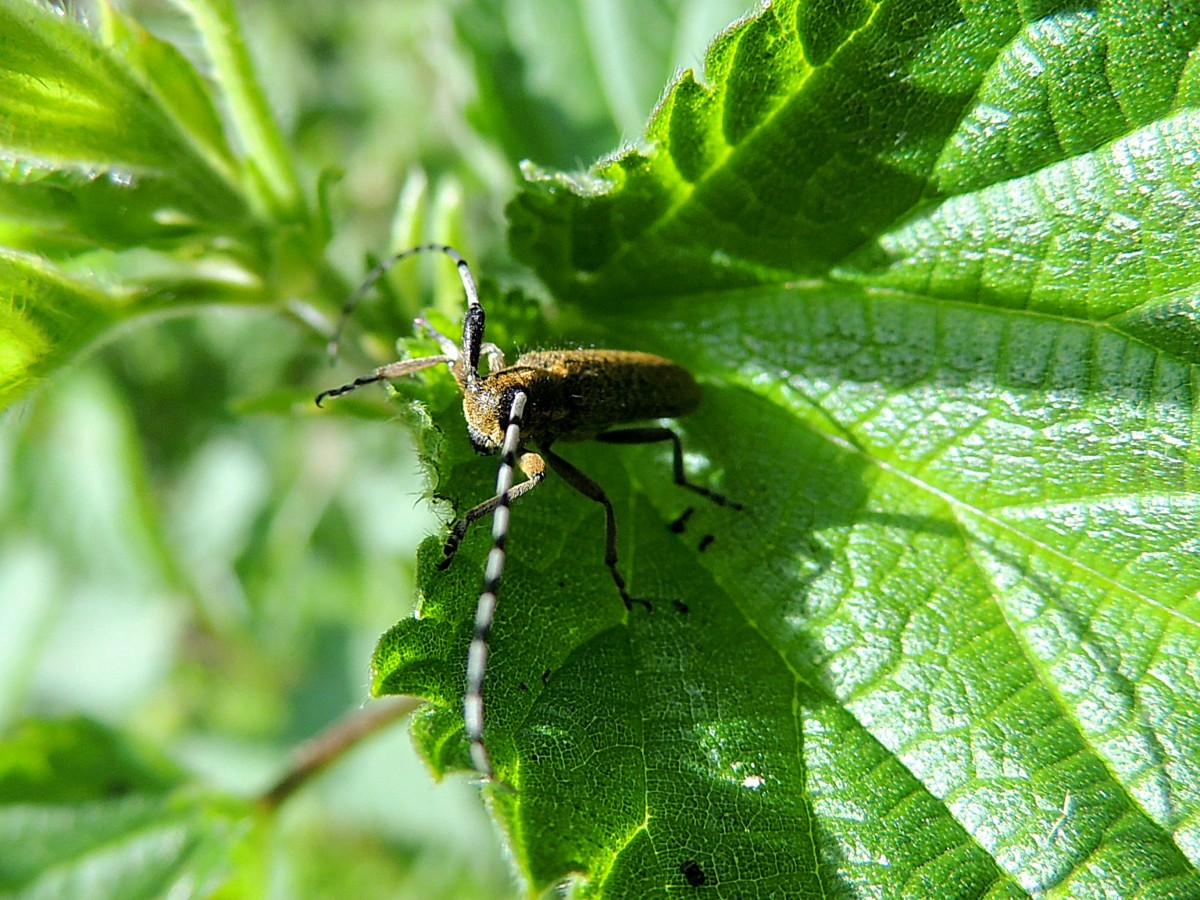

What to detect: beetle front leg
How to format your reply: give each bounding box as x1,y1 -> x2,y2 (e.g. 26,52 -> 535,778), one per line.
480,343 -> 506,373
438,451 -> 546,569
413,317 -> 504,370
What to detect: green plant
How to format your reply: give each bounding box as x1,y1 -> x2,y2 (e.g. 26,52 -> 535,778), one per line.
2,0 -> 1198,898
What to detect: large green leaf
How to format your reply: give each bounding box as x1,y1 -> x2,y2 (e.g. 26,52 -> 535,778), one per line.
372,0 -> 1200,896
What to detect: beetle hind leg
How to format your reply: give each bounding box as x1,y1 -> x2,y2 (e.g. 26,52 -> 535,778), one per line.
595,427 -> 742,510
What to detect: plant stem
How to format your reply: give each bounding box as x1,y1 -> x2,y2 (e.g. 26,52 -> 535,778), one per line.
260,696 -> 419,809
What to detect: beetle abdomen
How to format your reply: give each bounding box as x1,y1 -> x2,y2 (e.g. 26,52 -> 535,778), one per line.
511,350 -> 701,443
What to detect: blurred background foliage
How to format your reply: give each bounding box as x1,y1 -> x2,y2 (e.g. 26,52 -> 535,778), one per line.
0,0 -> 750,895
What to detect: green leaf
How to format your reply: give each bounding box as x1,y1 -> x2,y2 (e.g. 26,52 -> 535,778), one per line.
0,1 -> 340,409
0,717 -> 182,804
0,0 -> 248,246
0,717 -> 256,898
0,249 -> 135,406
93,1 -> 238,180
374,0 -> 1200,896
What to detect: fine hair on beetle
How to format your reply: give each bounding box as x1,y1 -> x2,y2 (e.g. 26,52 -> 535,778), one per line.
316,244 -> 740,778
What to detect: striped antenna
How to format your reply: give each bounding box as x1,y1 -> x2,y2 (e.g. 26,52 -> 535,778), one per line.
463,389 -> 528,778
327,243 -> 481,364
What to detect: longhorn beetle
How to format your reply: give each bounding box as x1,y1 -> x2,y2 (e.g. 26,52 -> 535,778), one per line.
316,244 -> 739,778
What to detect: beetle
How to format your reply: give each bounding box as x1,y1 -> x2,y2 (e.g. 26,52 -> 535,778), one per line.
317,244 -> 738,777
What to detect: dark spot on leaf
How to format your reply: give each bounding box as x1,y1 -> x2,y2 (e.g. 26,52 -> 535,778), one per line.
557,580 -> 565,588
529,752 -> 538,762
672,599 -> 690,614
519,681 -> 529,691
680,859 -> 706,886
541,668 -> 551,685
698,534 -> 715,552
669,507 -> 695,533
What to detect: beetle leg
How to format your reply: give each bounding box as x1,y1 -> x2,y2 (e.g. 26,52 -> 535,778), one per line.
414,317 -> 460,360
540,446 -> 651,612
412,317 -> 506,370
439,450 -> 546,569
595,427 -> 742,510
480,343 -> 507,373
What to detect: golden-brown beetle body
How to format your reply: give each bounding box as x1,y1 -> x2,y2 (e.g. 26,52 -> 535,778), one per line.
463,349 -> 702,453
